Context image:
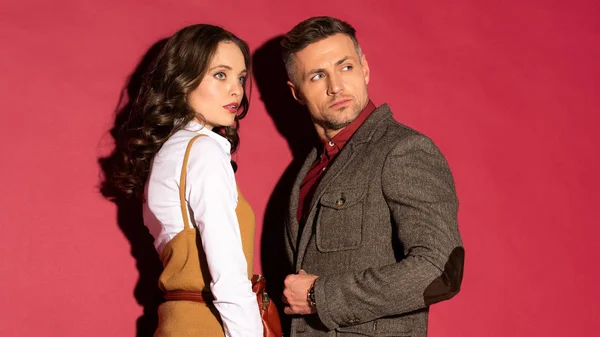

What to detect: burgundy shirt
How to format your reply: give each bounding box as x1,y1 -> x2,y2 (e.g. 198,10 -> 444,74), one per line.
297,100 -> 377,223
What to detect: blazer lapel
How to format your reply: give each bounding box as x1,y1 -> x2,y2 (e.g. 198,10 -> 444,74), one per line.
294,104 -> 393,270
287,148 -> 318,257
294,142 -> 363,270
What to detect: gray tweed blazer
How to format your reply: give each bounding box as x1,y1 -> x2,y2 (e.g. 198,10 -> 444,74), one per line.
284,103 -> 464,337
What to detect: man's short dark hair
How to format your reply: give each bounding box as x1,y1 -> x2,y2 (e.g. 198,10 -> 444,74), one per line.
281,16 -> 362,84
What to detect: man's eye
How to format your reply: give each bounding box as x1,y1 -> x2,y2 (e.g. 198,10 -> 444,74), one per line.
342,65 -> 353,71
311,74 -> 324,81
214,72 -> 226,80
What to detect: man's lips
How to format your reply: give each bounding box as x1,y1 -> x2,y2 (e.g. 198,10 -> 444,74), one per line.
329,99 -> 351,109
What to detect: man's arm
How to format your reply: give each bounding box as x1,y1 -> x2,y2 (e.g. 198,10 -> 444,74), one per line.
313,134 -> 464,329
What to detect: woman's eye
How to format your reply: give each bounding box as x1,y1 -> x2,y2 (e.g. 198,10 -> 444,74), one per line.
238,76 -> 247,84
214,72 -> 226,80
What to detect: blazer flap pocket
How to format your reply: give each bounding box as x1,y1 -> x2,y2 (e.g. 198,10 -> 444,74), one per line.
336,321 -> 374,335
316,188 -> 365,252
319,188 -> 365,209
336,321 -> 411,337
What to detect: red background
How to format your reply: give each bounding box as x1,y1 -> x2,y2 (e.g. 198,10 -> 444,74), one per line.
1,0 -> 599,336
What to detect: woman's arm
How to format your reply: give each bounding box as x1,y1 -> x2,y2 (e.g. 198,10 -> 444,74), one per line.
185,137 -> 263,337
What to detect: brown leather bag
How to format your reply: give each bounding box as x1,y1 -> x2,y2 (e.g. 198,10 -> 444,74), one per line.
252,274 -> 282,337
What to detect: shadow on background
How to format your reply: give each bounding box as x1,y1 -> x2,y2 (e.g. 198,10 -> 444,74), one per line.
98,38 -> 167,337
252,36 -> 319,332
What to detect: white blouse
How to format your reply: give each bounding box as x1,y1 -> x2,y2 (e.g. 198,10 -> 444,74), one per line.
143,121 -> 263,336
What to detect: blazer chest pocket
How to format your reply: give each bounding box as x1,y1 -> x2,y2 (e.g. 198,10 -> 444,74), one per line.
316,188 -> 365,252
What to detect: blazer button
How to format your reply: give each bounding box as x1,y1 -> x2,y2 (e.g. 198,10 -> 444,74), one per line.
335,198 -> 345,207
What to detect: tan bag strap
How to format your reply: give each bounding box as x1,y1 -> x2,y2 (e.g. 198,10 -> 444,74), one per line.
179,134 -> 208,230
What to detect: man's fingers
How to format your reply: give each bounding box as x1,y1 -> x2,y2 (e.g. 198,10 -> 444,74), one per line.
284,305 -> 313,316
284,274 -> 295,286
284,306 -> 294,315
298,269 -> 307,275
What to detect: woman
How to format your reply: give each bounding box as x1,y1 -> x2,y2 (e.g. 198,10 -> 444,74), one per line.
112,24 -> 263,336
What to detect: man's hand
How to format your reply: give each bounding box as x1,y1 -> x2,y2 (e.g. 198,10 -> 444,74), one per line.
282,270 -> 318,315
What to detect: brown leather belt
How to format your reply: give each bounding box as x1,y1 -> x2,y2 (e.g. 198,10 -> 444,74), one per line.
164,290 -> 214,303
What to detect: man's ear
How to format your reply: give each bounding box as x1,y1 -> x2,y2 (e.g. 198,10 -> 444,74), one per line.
287,80 -> 306,105
361,54 -> 370,85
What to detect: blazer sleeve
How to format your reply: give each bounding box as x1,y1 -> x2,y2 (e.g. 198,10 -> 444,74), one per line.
314,134 -> 465,329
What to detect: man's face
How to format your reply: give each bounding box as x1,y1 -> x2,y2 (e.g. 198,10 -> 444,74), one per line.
288,34 -> 370,136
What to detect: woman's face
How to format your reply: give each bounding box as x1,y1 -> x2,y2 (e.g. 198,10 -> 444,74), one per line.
188,41 -> 248,130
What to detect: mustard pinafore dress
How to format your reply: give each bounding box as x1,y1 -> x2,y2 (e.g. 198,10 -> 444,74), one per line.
153,135 -> 256,337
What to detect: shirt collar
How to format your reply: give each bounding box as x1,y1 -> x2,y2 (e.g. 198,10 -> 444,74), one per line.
184,120 -> 232,155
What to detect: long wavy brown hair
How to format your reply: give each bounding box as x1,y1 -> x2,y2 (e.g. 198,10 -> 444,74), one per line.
111,24 -> 251,199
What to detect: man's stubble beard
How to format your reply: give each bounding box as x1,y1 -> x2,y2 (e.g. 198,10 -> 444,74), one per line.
323,104 -> 361,130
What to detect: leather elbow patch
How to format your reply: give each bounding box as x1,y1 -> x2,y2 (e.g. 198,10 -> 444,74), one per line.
423,247 -> 465,306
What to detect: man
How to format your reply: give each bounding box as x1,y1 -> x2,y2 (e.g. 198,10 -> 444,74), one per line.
280,16 -> 465,337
